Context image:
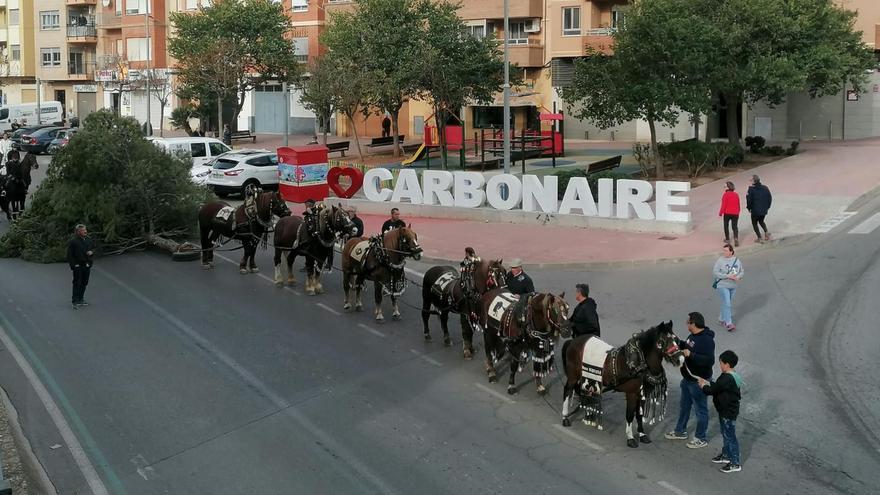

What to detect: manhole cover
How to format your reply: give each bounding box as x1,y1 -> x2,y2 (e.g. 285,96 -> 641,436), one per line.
658,236 -> 677,241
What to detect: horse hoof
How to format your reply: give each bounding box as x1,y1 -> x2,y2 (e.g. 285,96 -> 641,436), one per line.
424,333 -> 433,342
375,314 -> 384,322
488,374 -> 498,384
343,303 -> 351,311
627,439 -> 639,448
239,269 -> 248,274
355,305 -> 364,312
443,337 -> 452,347
315,286 -> 325,294
392,313 -> 401,321
463,349 -> 473,360
597,425 -> 604,431
640,435 -> 652,444
286,278 -> 296,286
507,386 -> 517,395
202,264 -> 211,270
306,289 -> 315,296
536,386 -> 547,396
562,418 -> 572,427
250,268 -> 260,274
274,280 -> 283,287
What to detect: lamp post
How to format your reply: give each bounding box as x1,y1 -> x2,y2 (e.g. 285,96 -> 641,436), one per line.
145,5 -> 152,136
502,0 -> 511,174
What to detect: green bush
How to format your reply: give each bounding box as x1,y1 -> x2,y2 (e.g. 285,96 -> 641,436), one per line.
0,110 -> 214,262
553,169 -> 630,202
765,145 -> 786,156
712,143 -> 744,168
658,140 -> 714,177
744,136 -> 766,153
786,141 -> 800,156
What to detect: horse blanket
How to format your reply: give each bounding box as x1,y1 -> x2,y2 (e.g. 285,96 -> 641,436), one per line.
349,240 -> 371,263
431,272 -> 457,296
488,293 -> 519,323
216,206 -> 236,222
581,337 -> 613,383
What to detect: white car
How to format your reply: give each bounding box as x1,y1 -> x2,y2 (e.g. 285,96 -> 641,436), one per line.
148,136 -> 231,167
205,149 -> 279,197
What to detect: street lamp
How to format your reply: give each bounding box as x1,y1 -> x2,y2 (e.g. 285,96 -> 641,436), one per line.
502,0 -> 510,174
145,4 -> 152,136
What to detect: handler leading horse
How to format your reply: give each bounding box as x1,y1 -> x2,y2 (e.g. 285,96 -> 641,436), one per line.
198,187 -> 290,273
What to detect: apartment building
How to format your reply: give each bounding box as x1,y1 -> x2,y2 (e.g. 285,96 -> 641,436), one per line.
0,0 -> 36,106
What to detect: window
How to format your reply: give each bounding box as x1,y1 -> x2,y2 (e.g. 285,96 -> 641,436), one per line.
11,45 -> 21,62
293,37 -> 309,63
116,39 -> 124,56
186,0 -> 199,9
126,0 -> 149,15
126,38 -> 149,61
116,0 -> 123,15
508,22 -> 527,45
209,142 -> 229,156
466,25 -> 485,39
41,48 -> 62,67
40,10 -> 61,30
190,142 -> 207,158
9,9 -> 20,25
562,7 -> 581,36
611,8 -> 627,30
292,0 -> 308,12
0,109 -> 9,120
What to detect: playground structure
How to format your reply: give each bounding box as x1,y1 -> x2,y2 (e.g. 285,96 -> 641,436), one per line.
401,110 -> 565,171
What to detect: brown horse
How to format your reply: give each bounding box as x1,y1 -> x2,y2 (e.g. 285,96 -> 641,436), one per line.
420,259 -> 507,358
560,321 -> 681,448
341,226 -> 422,321
479,288 -> 571,395
272,204 -> 357,295
197,189 -> 290,273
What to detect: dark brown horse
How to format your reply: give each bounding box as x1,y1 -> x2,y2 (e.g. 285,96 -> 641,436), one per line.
272,204 -> 356,295
420,259 -> 507,358
479,288 -> 571,395
341,226 -> 422,321
560,321 -> 681,448
197,189 -> 290,273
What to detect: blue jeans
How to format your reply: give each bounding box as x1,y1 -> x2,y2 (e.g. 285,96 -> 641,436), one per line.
674,379 -> 709,441
716,286 -> 737,325
720,418 -> 740,464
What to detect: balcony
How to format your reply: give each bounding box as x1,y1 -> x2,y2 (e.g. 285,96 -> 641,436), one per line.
68,60 -> 96,80
96,13 -> 122,29
508,40 -> 544,68
458,0 -> 542,21
325,0 -> 356,13
67,0 -> 97,4
584,28 -> 616,54
68,19 -> 98,43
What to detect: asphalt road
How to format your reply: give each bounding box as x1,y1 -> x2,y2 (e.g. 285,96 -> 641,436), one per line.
0,155 -> 878,494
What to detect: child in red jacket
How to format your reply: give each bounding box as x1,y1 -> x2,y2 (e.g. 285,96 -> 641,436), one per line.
719,181 -> 741,246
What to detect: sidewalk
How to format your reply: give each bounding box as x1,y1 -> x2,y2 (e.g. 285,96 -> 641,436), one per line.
351,139 -> 880,266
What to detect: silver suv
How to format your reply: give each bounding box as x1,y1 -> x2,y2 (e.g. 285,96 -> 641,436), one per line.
205,149 -> 279,197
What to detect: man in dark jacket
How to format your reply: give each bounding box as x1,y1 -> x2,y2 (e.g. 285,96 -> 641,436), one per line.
66,224 -> 95,309
381,208 -> 406,233
347,206 -> 364,238
570,283 -> 600,338
665,311 -> 715,448
746,175 -> 772,242
506,259 -> 534,295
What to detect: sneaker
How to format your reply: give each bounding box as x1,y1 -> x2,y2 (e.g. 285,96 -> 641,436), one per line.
77,301 -> 90,307
717,319 -> 725,326
764,233 -> 772,240
687,438 -> 708,449
726,323 -> 736,332
72,303 -> 79,310
664,431 -> 688,440
734,238 -> 739,247
720,463 -> 742,473
712,453 -> 730,464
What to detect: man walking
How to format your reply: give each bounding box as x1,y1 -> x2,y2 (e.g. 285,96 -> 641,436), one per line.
506,259 -> 535,295
665,311 -> 716,448
570,283 -> 600,338
746,175 -> 772,243
67,224 -> 95,309
381,207 -> 406,233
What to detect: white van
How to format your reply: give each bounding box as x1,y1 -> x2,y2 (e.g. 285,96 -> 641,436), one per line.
147,137 -> 232,167
0,102 -> 64,132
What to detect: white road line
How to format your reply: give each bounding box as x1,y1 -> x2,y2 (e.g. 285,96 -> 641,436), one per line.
550,424 -> 604,452
215,253 -> 301,295
410,349 -> 442,367
130,454 -> 157,481
474,382 -> 515,404
0,321 -> 110,495
658,481 -> 690,495
848,211 -> 880,234
358,323 -> 386,338
811,211 -> 857,233
404,267 -> 424,280
316,302 -> 341,316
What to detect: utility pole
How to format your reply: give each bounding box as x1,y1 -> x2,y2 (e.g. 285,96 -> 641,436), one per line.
145,3 -> 152,136
283,81 -> 289,146
502,0 -> 511,174
36,78 -> 42,124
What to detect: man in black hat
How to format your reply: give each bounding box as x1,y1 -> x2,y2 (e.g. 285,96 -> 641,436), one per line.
570,283 -> 600,338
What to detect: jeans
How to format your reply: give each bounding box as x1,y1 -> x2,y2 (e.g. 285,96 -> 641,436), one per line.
723,214 -> 739,241
72,265 -> 91,304
720,417 -> 740,464
674,379 -> 709,441
716,286 -> 737,326
751,214 -> 768,237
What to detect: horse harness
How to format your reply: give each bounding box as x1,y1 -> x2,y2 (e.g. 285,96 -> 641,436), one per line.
496,294 -> 556,379
364,234 -> 408,296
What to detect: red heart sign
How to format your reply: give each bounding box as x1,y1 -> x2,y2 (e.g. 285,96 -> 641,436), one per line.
327,166 -> 364,198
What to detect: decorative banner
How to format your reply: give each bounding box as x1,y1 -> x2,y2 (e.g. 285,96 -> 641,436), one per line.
280,162 -> 328,185
327,166 -> 364,198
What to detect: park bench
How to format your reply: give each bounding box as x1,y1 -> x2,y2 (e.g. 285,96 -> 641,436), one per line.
230,130 -> 256,143
586,155 -> 622,174
326,141 -> 350,156
366,135 -> 406,148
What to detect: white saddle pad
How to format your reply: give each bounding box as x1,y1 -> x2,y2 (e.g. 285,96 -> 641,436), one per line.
349,240 -> 371,263
216,205 -> 235,222
488,293 -> 519,322
434,272 -> 457,293
581,337 -> 613,383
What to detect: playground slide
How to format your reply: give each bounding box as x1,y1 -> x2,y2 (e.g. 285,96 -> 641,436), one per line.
401,143 -> 428,166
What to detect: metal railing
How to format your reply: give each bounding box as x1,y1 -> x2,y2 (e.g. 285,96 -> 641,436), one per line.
585,27 -> 617,36
68,60 -> 97,77
67,24 -> 97,38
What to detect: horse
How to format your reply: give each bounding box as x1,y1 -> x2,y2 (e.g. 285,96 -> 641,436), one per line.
420,259 -> 507,359
197,188 -> 290,273
341,226 -> 422,321
559,321 -> 681,448
272,204 -> 357,295
479,288 -> 571,395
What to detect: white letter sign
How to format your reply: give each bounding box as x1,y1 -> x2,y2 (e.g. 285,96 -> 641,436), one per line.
654,181 -> 691,222
616,179 -> 654,220
363,168 -> 393,202
453,171 -> 486,208
558,177 -> 598,216
486,174 -> 522,210
422,170 -> 454,206
522,175 -> 559,213
391,169 -> 423,204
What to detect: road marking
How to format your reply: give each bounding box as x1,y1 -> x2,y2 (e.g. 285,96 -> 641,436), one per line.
658,481 -> 690,495
215,253 -> 302,295
410,349 -> 442,367
811,211 -> 857,233
358,323 -> 386,338
404,267 -> 424,280
130,454 -> 157,481
316,302 -> 341,316
0,316 -> 113,495
848,211 -> 880,234
551,424 -> 604,452
96,269 -> 401,495
474,382 -> 515,404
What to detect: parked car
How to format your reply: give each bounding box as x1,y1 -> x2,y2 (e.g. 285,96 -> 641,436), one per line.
205,150 -> 279,197
10,125 -> 56,150
19,126 -> 65,154
148,137 -> 231,167
46,128 -> 79,154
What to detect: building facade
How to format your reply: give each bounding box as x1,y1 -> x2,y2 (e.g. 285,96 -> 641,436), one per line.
0,0 -> 37,107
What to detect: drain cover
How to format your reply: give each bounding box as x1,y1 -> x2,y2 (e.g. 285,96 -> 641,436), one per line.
658,236 -> 677,241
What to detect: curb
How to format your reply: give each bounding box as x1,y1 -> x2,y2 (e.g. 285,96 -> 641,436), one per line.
417,232 -> 815,271
0,387 -> 58,495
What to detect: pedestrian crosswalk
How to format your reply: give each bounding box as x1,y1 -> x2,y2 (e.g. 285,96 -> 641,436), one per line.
811,212 -> 857,233
848,212 -> 880,235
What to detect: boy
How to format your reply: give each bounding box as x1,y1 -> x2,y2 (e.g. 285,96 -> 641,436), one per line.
698,350 -> 743,473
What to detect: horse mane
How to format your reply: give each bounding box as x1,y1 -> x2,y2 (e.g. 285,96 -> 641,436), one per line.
634,324 -> 662,352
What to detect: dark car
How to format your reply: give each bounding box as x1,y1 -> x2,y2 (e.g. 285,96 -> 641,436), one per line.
10,125 -> 56,151
19,126 -> 64,154
47,128 -> 79,154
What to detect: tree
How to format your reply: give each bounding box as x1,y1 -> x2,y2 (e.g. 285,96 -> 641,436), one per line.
169,0 -> 301,133
322,0 -> 426,157
147,69 -> 174,137
297,55 -> 339,146
0,110 -> 212,262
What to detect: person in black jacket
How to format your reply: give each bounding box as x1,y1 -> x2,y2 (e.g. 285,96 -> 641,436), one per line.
665,311 -> 716,448
505,259 -> 534,295
347,205 -> 364,238
66,224 -> 95,309
381,208 -> 406,233
699,350 -> 743,473
746,175 -> 772,243
570,283 -> 600,338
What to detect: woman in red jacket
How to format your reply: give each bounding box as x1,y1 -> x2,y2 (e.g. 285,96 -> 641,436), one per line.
719,181 -> 741,246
